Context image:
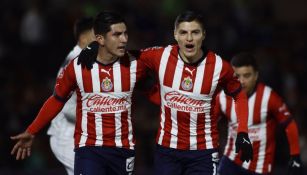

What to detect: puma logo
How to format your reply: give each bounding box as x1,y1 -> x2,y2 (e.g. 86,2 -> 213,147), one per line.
292,161 -> 301,168
101,68 -> 111,76
185,67 -> 195,76
243,138 -> 251,144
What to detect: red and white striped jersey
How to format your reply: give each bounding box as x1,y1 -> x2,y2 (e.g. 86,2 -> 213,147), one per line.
54,53 -> 145,150
139,45 -> 242,150
216,82 -> 294,174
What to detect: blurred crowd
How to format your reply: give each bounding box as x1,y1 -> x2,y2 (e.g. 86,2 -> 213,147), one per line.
1,0 -> 306,174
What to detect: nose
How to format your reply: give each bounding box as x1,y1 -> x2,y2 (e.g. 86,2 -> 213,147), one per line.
121,34 -> 128,43
187,33 -> 192,42
238,78 -> 245,85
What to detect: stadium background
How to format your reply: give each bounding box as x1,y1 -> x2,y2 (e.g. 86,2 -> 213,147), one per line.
1,0 -> 306,174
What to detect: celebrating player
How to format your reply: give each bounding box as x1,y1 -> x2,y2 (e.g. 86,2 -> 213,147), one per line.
216,52 -> 303,175
11,11 -> 147,175
137,11 -> 253,174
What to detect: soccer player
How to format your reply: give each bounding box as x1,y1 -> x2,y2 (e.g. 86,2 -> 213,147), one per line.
216,52 -> 303,175
65,10 -> 253,174
47,17 -> 95,175
137,11 -> 253,174
11,11 -> 145,175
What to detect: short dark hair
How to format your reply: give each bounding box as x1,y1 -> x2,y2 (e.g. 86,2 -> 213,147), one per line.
74,17 -> 94,40
174,11 -> 205,31
231,52 -> 258,71
94,11 -> 126,36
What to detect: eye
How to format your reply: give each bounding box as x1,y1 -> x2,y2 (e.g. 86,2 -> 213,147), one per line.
178,30 -> 187,35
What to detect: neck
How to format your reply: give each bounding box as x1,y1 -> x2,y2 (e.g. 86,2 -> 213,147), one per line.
96,47 -> 119,65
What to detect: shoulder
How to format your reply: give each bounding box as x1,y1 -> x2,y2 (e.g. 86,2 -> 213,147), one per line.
66,45 -> 82,61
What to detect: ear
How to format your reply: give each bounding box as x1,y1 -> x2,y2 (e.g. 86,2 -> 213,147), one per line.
255,71 -> 259,80
96,34 -> 105,46
202,29 -> 206,41
174,29 -> 178,42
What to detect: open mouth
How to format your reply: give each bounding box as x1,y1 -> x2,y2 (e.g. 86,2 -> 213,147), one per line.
118,46 -> 126,51
185,44 -> 195,51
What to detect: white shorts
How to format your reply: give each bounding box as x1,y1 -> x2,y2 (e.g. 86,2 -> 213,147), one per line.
50,135 -> 75,175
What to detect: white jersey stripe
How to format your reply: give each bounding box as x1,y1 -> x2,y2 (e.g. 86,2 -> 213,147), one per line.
95,113 -> 103,146
158,46 -> 172,144
91,63 -> 103,146
242,93 -> 256,170
113,61 -> 123,147
205,112 -> 213,148
128,58 -> 137,148
193,59 -> 206,94
209,55 -> 222,96
205,55 -> 222,149
113,61 -> 122,92
169,56 -> 183,148
190,59 -> 206,149
74,59 -> 87,147
255,87 -> 271,173
114,113 -> 123,147
219,91 -> 227,114
91,63 -> 100,92
248,93 -> 256,127
228,100 -> 237,160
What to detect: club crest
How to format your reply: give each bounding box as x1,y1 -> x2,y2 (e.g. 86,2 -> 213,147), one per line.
181,76 -> 193,90
101,77 -> 113,91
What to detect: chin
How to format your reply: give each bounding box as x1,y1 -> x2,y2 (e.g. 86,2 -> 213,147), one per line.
116,52 -> 125,57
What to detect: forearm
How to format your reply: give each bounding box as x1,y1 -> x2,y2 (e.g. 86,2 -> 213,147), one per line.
233,90 -> 248,132
285,120 -> 300,155
26,96 -> 65,135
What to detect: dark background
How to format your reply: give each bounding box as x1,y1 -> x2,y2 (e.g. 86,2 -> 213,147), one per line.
1,0 -> 307,174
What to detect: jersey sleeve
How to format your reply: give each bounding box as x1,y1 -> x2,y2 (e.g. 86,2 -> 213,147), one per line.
220,60 -> 241,96
53,60 -> 77,102
268,90 -> 300,155
26,60 -> 77,134
139,47 -> 164,72
219,59 -> 248,132
268,91 -> 291,122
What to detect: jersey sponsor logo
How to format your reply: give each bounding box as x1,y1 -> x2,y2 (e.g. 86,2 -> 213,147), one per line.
181,76 -> 193,91
86,94 -> 130,113
101,77 -> 113,91
164,91 -> 206,113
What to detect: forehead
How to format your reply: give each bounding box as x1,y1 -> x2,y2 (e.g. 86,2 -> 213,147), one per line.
109,22 -> 127,32
176,21 -> 203,31
233,66 -> 256,74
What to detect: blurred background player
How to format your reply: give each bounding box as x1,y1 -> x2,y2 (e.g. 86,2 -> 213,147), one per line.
47,17 -> 95,175
216,52 -> 303,175
10,11 -> 146,175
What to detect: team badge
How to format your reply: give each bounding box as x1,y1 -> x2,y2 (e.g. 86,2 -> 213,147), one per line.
101,77 -> 113,91
181,76 -> 193,90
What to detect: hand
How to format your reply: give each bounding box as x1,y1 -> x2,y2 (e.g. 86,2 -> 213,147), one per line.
235,132 -> 253,162
288,155 -> 303,175
77,41 -> 99,70
10,131 -> 35,160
